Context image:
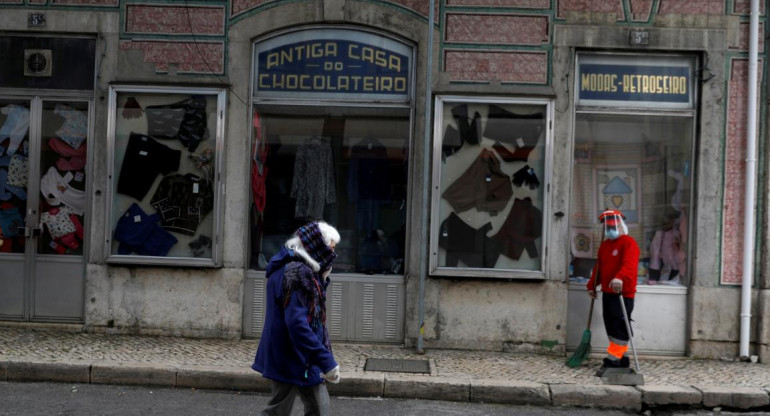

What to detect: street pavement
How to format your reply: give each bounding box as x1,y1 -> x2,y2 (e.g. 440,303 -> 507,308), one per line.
1,325 -> 769,412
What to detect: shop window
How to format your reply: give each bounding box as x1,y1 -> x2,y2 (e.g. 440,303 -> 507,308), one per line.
569,113 -> 692,287
105,86 -> 225,266
248,106 -> 409,275
429,96 -> 551,278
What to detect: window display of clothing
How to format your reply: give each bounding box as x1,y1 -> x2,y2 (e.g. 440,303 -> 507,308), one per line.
53,104 -> 88,149
291,137 -> 336,220
150,173 -> 214,236
511,164 -> 540,189
40,205 -> 84,253
113,203 -> 178,257
451,104 -> 480,145
116,133 -> 181,200
0,104 -> 30,156
0,168 -> 27,201
648,226 -> 686,280
438,212 -> 501,268
145,95 -> 208,152
442,125 -> 463,161
40,166 -> 86,215
442,148 -> 512,216
0,204 -> 23,238
492,197 -> 542,260
347,137 -> 390,203
7,154 -> 28,187
483,105 -> 543,145
49,137 -> 87,172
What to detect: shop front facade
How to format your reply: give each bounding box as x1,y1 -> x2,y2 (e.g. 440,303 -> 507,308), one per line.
0,0 -> 768,361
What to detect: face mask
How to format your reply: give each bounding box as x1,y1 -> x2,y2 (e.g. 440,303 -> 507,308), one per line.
605,228 -> 620,240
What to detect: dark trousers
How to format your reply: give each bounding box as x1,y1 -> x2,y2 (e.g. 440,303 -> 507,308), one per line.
602,292 -> 634,342
261,380 -> 330,416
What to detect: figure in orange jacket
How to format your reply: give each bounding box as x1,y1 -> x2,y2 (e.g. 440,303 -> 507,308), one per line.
586,209 -> 640,376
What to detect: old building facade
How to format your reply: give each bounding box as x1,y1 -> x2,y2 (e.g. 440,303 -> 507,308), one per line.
0,0 -> 768,361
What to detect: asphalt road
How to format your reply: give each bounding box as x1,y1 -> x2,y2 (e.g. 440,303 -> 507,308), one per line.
0,381 -> 640,416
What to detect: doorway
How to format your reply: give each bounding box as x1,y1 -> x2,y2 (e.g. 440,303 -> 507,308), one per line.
0,96 -> 90,322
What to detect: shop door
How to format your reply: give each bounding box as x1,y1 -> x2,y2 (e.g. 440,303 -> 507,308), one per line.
0,97 -> 90,322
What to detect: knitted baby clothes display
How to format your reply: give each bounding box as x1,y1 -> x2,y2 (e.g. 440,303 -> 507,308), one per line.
53,104 -> 88,149
0,169 -> 27,201
7,154 -> 28,187
49,137 -> 87,172
40,206 -> 84,252
0,205 -> 23,237
0,104 -> 30,156
39,166 -> 86,215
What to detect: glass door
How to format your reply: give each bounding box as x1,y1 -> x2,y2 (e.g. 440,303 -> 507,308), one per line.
0,97 -> 89,321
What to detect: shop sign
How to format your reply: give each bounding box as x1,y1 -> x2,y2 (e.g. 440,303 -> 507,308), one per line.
253,29 -> 412,102
576,54 -> 694,109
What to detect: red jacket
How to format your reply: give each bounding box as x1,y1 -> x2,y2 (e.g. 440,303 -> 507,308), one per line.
586,235 -> 640,298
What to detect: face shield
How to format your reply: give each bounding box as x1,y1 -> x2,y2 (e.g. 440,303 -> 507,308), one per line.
599,210 -> 628,240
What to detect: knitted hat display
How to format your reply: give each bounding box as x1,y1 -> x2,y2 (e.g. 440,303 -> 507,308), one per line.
296,221 -> 337,271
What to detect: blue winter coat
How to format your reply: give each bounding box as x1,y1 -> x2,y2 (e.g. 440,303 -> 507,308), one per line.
252,247 -> 337,386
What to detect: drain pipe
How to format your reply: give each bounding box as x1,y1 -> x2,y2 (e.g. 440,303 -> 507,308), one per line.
416,0 -> 435,355
739,0 -> 760,360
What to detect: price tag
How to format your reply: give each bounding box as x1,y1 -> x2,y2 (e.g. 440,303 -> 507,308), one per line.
193,183 -> 199,194
516,137 -> 525,148
139,151 -> 148,156
133,215 -> 142,223
74,172 -> 84,182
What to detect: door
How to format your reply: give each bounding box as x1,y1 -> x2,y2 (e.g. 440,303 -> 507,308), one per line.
0,97 -> 90,322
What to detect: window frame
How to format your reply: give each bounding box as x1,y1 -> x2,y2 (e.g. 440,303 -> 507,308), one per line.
429,95 -> 554,279
104,85 -> 226,267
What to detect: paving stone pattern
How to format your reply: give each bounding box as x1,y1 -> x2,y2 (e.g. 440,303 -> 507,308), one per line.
1,328 -> 769,389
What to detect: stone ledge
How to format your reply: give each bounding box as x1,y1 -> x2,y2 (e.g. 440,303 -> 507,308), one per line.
638,385 -> 702,406
6,360 -> 90,383
328,372 -> 384,397
550,383 -> 642,411
177,365 -> 270,392
695,386 -> 770,409
470,379 -> 551,406
384,374 -> 470,402
91,362 -> 177,387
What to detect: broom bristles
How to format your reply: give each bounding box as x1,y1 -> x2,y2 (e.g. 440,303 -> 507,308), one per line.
565,329 -> 591,368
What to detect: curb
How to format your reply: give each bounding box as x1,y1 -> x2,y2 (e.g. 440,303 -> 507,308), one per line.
2,359 -> 770,411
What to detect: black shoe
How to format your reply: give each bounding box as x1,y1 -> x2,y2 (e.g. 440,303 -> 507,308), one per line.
619,356 -> 630,368
595,358 -> 621,377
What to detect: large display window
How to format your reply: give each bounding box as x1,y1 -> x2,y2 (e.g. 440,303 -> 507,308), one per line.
429,96 -> 552,279
248,106 -> 409,275
569,113 -> 693,287
568,53 -> 695,287
105,86 -> 225,266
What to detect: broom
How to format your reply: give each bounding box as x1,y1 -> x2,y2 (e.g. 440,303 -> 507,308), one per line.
566,297 -> 594,368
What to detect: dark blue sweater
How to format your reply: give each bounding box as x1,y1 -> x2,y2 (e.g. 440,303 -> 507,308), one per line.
252,247 -> 337,386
